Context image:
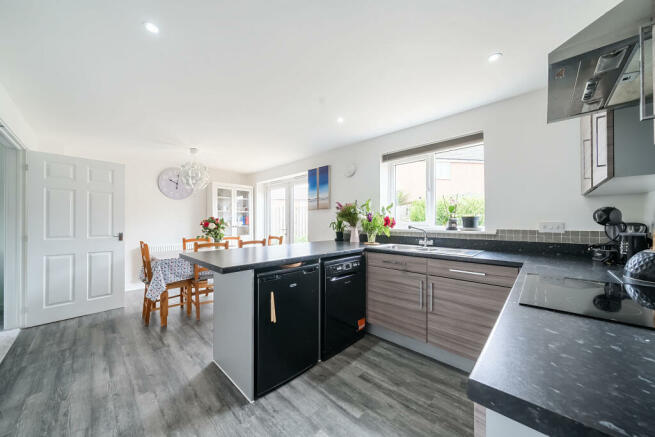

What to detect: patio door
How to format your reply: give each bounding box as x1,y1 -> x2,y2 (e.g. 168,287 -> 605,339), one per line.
266,176 -> 308,243
25,152 -> 125,327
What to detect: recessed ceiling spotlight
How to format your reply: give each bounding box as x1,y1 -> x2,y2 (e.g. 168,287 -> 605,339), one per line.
337,117 -> 344,124
488,52 -> 503,63
143,22 -> 160,34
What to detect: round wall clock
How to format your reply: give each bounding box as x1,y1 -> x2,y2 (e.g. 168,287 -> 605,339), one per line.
158,167 -> 193,200
344,163 -> 357,178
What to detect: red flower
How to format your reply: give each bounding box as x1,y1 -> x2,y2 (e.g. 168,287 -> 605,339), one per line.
391,218 -> 396,228
383,216 -> 391,227
203,221 -> 209,228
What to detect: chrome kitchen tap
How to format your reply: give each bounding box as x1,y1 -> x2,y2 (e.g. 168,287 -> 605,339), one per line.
408,225 -> 430,248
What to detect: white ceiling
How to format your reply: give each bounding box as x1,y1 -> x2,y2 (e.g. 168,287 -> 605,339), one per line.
0,0 -> 620,173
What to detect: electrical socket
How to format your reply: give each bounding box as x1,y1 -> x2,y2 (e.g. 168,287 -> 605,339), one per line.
538,221 -> 565,233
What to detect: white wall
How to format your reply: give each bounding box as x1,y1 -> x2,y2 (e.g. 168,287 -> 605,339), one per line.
30,142 -> 249,290
0,82 -> 37,149
250,88 -> 647,240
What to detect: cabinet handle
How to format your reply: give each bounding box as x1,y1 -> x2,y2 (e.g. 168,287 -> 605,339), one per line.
429,282 -> 433,312
448,268 -> 486,276
419,280 -> 423,309
270,291 -> 277,324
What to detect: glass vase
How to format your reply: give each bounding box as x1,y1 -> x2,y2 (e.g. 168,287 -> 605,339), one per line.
367,232 -> 377,244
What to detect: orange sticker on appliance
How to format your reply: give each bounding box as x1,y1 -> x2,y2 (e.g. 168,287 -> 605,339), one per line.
357,318 -> 366,331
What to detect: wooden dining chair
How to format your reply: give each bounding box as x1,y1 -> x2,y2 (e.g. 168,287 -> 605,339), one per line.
182,236 -> 210,251
222,236 -> 241,248
267,235 -> 284,246
188,241 -> 229,319
140,241 -> 191,327
238,238 -> 267,248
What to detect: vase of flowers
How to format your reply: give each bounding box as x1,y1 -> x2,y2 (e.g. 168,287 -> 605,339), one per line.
360,199 -> 395,244
336,201 -> 361,243
198,216 -> 228,242
445,195 -> 459,231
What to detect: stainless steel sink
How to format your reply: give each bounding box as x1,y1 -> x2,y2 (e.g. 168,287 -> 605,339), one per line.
375,244 -> 482,257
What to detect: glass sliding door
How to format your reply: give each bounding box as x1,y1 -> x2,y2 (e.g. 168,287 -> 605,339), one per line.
268,185 -> 287,240
292,180 -> 308,242
266,176 -> 308,243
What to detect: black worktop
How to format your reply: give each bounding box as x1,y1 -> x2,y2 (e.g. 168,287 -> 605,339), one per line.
181,241 -> 655,436
179,241 -> 365,273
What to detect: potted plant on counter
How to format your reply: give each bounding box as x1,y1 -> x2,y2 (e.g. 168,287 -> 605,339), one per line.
336,201 -> 361,243
444,195 -> 459,231
198,216 -> 228,242
329,216 -> 346,241
360,199 -> 395,244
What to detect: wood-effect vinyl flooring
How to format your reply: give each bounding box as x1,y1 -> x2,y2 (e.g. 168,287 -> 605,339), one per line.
0,290 -> 473,436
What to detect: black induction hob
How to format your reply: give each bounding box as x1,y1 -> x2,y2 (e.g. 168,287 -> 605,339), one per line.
518,272 -> 655,330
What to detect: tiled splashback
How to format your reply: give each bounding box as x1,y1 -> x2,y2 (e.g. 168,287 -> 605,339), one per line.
390,229 -> 607,245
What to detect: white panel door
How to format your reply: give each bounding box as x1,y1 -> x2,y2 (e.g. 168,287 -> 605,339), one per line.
25,152 -> 125,327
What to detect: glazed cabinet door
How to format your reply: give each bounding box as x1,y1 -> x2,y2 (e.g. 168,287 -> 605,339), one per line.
366,265 -> 427,342
426,275 -> 510,360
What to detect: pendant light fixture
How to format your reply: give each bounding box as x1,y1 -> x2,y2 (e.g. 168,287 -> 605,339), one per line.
179,147 -> 209,192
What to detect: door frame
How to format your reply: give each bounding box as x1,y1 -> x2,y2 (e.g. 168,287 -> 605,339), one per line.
0,122 -> 27,329
263,174 -> 307,243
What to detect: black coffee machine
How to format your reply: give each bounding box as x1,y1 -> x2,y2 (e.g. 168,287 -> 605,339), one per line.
589,207 -> 651,265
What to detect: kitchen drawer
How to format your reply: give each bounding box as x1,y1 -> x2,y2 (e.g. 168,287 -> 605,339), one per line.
366,252 -> 427,274
427,275 -> 510,360
427,259 -> 518,287
366,266 -> 427,342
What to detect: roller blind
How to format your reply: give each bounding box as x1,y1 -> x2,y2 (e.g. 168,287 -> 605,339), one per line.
381,132 -> 484,163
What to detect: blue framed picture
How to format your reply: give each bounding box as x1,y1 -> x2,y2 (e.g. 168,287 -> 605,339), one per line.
318,165 -> 329,209
308,168 -> 318,210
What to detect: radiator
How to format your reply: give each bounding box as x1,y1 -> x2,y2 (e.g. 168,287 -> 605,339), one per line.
148,242 -> 184,253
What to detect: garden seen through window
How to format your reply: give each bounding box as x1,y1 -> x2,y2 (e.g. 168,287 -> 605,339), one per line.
391,144 -> 484,227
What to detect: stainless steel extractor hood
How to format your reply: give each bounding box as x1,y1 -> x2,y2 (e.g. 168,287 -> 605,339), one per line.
547,0 -> 654,123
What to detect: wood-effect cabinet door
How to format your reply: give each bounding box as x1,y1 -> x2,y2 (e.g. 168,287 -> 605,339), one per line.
580,114 -> 593,194
427,275 -> 510,360
367,265 -> 427,342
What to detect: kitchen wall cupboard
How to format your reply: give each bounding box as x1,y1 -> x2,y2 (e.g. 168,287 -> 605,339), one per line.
580,104 -> 655,196
366,254 -> 517,361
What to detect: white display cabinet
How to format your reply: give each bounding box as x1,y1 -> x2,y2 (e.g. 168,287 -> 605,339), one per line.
207,182 -> 253,239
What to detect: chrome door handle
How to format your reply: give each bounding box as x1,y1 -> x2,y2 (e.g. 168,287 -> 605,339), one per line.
429,282 -> 433,312
448,268 -> 485,276
419,280 -> 423,309
113,232 -> 124,241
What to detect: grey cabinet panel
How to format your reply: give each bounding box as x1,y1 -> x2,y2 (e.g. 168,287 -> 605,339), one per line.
366,252 -> 427,274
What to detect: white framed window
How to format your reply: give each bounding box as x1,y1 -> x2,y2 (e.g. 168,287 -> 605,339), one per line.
386,143 -> 485,228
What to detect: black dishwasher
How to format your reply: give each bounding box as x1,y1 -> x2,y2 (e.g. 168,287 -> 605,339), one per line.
255,263 -> 319,398
322,255 -> 366,361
